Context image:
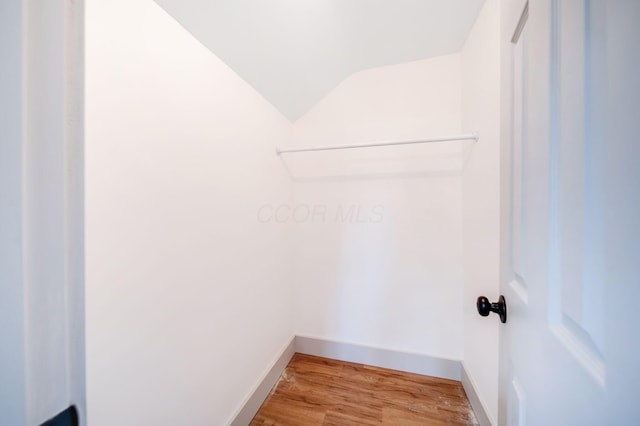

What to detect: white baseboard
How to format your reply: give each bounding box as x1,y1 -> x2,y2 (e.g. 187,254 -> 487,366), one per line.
461,362 -> 493,426
294,335 -> 462,381
228,336 -> 296,426
230,335 -> 493,426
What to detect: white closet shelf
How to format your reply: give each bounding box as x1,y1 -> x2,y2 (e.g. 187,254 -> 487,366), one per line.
275,132 -> 478,155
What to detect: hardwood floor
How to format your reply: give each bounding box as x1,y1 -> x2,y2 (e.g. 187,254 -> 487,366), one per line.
250,353 -> 478,425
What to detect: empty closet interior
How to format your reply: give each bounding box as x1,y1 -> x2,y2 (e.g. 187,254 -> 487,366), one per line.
85,0 -> 501,424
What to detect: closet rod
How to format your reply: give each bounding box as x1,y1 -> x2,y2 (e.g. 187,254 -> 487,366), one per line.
275,132 -> 478,155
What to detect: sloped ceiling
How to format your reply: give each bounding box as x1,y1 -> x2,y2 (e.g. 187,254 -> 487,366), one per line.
154,0 -> 485,121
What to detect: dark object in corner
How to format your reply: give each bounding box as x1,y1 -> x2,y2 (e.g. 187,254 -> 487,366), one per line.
40,406 -> 79,426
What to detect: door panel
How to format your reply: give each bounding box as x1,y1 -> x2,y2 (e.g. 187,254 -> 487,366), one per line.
510,18 -> 529,304
503,2 -> 548,424
507,361 -> 526,426
548,0 -> 606,387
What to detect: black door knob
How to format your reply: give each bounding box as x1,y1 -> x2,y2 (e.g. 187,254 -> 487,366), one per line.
477,295 -> 507,323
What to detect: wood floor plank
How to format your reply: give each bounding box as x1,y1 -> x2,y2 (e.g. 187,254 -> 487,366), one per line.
250,353 -> 478,426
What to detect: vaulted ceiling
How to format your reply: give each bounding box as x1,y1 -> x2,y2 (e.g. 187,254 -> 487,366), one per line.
154,0 -> 485,121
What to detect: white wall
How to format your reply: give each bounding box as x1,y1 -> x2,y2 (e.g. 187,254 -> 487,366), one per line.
0,2 -> 27,424
288,55 -> 466,359
1,1 -> 85,425
85,1 -> 293,425
461,0 -> 501,423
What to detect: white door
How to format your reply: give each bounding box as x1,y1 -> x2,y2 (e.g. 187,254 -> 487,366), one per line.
499,1 -> 640,425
